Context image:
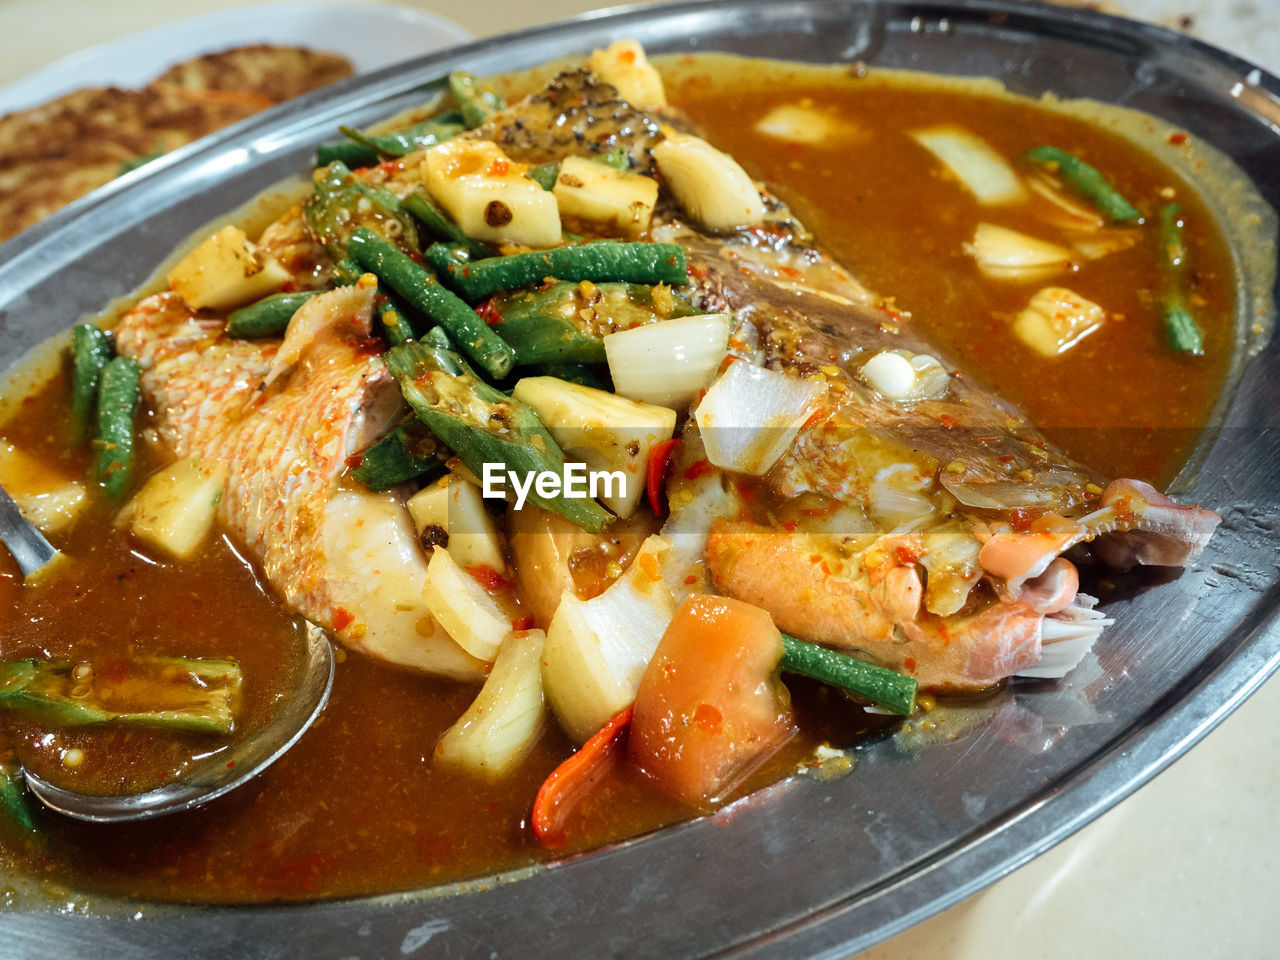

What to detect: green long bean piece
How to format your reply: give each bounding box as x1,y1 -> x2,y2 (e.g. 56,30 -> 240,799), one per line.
317,111 -> 468,167
377,302 -> 416,346
225,291 -> 321,339
1024,146 -> 1141,222
70,324 -> 113,443
779,634 -> 917,716
347,228 -> 516,379
331,257 -> 419,346
316,141 -> 379,169
449,72 -> 505,128
94,356 -> 140,500
1159,203 -> 1205,355
385,341 -> 612,532
426,241 -> 688,301
338,119 -> 465,159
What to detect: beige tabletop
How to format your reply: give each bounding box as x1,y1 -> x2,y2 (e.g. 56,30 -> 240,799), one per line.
3,0 -> 1278,955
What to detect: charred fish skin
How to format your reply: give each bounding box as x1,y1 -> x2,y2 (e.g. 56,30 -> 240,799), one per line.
474,68 -> 678,172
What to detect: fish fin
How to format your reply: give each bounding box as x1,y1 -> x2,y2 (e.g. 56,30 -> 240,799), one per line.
1014,595 -> 1111,679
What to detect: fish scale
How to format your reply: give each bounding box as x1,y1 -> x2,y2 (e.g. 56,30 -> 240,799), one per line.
114,288 -> 484,680
115,290 -> 379,610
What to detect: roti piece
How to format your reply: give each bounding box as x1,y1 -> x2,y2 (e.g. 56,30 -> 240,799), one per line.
0,45 -> 352,243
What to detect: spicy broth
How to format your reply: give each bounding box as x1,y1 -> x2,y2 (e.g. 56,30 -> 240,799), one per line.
667,60 -> 1235,485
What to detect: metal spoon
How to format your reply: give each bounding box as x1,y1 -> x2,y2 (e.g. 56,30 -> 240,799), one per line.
0,482 -> 335,823
23,621 -> 334,823
0,483 -> 59,577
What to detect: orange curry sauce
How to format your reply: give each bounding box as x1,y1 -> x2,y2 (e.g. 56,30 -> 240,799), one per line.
669,62 -> 1233,485
0,62 -> 1234,903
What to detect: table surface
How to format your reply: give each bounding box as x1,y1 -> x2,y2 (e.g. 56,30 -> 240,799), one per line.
2,0 -> 1277,956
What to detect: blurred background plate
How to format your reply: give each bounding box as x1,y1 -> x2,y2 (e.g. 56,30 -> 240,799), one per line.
0,1 -> 471,115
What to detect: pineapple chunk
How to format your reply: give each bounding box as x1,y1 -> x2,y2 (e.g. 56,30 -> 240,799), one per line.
1014,287 -> 1106,356
542,535 -> 674,743
119,457 -> 227,560
553,156 -> 658,234
588,40 -> 666,108
423,545 -> 511,662
407,474 -> 505,572
653,133 -> 764,232
423,140 -> 561,248
512,376 -> 676,519
167,225 -> 291,311
0,441 -> 86,535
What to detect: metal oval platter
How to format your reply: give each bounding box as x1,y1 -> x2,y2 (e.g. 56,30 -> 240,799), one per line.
1,1 -> 1277,956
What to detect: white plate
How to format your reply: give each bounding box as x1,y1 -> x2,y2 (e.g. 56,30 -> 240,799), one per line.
0,1 -> 472,116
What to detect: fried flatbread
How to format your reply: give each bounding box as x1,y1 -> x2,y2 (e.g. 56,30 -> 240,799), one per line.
0,45 -> 352,243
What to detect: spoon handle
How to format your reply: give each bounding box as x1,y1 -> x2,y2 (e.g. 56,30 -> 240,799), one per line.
0,484 -> 59,577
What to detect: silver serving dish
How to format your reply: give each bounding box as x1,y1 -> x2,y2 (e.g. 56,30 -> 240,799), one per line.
1,1 -> 1277,956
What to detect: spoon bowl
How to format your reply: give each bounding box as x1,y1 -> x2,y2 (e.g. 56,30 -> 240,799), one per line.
1,482 -> 335,822
21,621 -> 334,823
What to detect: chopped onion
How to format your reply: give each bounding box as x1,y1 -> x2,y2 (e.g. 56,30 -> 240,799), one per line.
604,313 -> 730,409
919,529 -> 982,616
868,463 -> 937,532
1026,171 -> 1105,230
755,104 -> 840,144
652,133 -> 764,231
694,360 -> 822,476
965,223 -> 1073,281
436,628 -> 546,777
940,477 -> 1064,510
858,351 -> 915,399
1073,230 -> 1139,261
423,546 -> 511,662
542,536 -> 676,743
911,126 -> 1027,205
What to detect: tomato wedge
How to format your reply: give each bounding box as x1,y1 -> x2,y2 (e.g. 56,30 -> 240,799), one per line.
628,595 -> 796,810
